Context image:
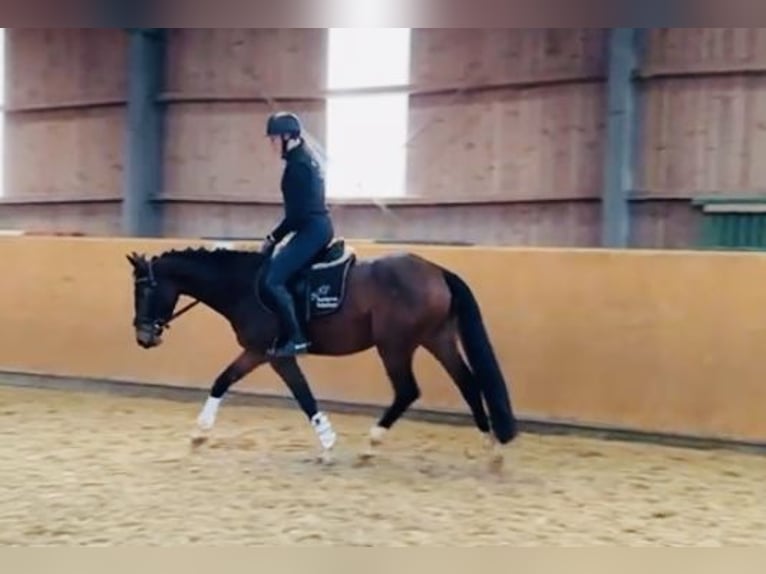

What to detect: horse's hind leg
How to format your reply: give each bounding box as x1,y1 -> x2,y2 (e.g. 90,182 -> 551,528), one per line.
424,321 -> 490,433
363,344 -> 420,458
424,321 -> 494,451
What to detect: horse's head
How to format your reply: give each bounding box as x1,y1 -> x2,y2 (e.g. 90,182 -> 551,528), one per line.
126,252 -> 181,349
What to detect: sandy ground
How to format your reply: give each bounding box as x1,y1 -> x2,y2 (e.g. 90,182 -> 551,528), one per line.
1,385 -> 765,546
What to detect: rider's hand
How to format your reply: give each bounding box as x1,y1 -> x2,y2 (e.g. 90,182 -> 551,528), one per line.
260,235 -> 276,255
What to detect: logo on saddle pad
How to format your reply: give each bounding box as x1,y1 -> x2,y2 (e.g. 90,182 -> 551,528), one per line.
310,284 -> 340,310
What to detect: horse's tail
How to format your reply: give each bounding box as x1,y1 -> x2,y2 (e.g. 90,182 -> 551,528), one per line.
442,269 -> 518,444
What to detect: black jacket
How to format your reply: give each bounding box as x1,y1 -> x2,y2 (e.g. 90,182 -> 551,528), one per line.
269,141 -> 329,242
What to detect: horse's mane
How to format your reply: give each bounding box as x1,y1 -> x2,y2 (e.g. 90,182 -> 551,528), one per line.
151,246 -> 267,288
154,246 -> 265,266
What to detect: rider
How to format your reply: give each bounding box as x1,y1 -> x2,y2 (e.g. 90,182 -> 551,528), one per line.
260,111 -> 334,358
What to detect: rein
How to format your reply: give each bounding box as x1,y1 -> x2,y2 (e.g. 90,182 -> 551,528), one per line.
140,257 -> 201,331
164,299 -> 200,328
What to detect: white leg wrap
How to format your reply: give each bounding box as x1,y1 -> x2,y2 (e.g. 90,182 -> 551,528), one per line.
311,412 -> 337,450
197,396 -> 221,430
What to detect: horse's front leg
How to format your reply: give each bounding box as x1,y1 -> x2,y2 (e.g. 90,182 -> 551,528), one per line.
191,349 -> 264,447
270,356 -> 337,464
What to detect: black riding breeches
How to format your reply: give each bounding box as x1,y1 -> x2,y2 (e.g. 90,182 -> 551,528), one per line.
264,216 -> 334,291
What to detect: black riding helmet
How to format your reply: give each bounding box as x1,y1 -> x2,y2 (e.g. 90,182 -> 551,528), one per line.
266,112 -> 302,138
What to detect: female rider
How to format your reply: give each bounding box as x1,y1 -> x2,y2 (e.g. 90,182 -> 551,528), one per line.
260,111 -> 334,358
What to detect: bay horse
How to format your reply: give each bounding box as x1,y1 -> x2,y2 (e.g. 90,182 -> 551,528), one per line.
126,238 -> 518,465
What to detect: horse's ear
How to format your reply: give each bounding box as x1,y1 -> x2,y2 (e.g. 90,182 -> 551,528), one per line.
126,252 -> 143,269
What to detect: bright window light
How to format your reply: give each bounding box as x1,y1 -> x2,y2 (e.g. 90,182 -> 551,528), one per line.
325,28 -> 411,199
326,93 -> 409,199
327,28 -> 410,90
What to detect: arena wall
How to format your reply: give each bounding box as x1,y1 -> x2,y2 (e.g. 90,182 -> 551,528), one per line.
1,236 -> 765,444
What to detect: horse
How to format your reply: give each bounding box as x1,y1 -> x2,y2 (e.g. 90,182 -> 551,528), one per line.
126,238 -> 519,466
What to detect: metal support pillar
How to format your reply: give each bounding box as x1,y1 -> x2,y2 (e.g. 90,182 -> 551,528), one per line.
601,28 -> 639,248
122,28 -> 165,237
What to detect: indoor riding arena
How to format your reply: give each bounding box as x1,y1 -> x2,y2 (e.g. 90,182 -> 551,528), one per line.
2,28 -> 766,547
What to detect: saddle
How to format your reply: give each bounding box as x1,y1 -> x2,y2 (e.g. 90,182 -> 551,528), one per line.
259,237 -> 357,327
307,237 -> 349,269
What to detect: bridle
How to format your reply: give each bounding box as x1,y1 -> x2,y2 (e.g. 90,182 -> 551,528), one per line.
134,258 -> 200,333
164,299 -> 200,329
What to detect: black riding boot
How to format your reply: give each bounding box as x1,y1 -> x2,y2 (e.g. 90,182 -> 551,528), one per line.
268,285 -> 310,358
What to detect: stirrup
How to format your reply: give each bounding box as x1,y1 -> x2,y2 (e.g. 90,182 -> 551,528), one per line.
267,338 -> 311,358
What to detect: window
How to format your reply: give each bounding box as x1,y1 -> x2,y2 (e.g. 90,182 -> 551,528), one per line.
325,28 -> 411,199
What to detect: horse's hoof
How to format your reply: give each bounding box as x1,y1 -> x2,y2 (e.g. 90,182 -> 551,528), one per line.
358,448 -> 375,460
354,450 -> 375,467
488,456 -> 504,474
487,446 -> 505,475
369,426 -> 386,447
189,430 -> 209,449
318,449 -> 335,465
